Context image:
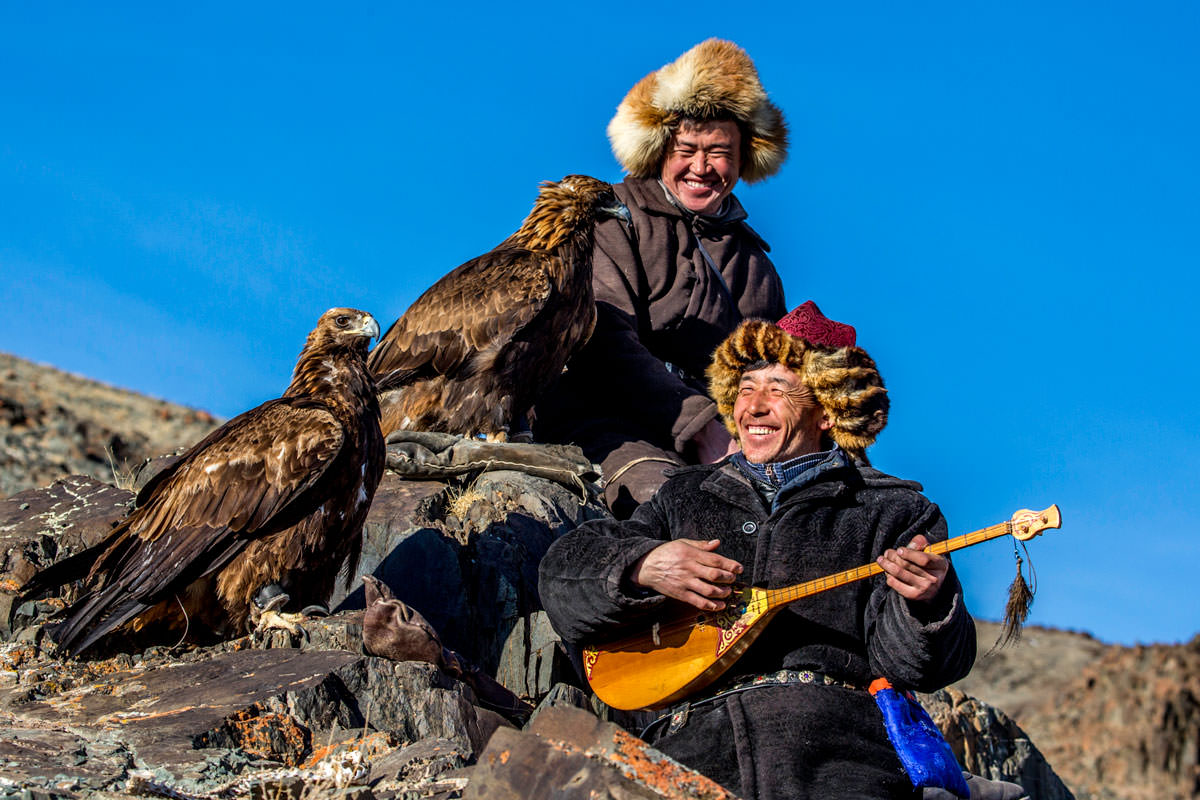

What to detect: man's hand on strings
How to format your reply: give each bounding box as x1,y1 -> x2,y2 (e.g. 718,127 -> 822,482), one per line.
630,538 -> 743,611
877,534 -> 949,603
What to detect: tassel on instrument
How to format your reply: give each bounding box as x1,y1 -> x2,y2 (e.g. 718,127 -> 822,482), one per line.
991,543 -> 1036,652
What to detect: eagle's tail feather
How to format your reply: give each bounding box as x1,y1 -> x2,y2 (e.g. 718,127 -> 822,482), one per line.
47,589 -> 151,658
17,539 -> 113,602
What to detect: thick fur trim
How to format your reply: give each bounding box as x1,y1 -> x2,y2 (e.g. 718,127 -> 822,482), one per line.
607,39 -> 788,183
706,320 -> 889,462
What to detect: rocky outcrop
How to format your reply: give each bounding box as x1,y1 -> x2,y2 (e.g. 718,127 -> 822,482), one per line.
953,623 -> 1200,800
468,704 -> 738,799
0,475 -> 134,638
0,637 -> 494,798
336,467 -> 607,689
1030,639 -> 1200,800
0,352 -> 219,500
921,689 -> 1074,800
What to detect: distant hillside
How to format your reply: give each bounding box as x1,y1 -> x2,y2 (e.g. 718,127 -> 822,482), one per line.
955,622 -> 1200,800
0,352 -> 220,498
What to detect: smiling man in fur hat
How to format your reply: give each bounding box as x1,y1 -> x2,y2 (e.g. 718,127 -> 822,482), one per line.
533,39 -> 789,518
539,303 -> 982,799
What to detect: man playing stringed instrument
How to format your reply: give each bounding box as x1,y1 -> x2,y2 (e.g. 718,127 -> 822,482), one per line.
539,303 -> 980,799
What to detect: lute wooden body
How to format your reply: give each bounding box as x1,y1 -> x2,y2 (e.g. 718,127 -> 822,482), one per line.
582,505 -> 1062,711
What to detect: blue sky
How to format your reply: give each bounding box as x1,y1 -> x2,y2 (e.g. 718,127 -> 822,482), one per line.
2,3 -> 1197,646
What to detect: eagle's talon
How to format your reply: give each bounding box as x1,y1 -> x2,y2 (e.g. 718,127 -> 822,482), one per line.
253,608 -> 308,638
253,585 -> 290,615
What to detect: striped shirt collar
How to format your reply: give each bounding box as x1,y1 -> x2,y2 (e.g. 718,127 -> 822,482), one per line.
731,445 -> 851,508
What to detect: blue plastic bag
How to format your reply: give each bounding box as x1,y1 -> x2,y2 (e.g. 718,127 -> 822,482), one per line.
869,678 -> 971,798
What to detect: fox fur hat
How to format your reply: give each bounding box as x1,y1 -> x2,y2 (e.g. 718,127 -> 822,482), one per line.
607,39 -> 788,184
706,303 -> 889,462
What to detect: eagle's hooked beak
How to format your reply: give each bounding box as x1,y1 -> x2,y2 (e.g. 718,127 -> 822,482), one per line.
361,315 -> 381,341
604,199 -> 633,233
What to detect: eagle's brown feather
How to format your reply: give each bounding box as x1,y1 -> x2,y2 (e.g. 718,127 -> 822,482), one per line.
368,175 -> 628,439
121,403 -> 343,545
21,308 -> 385,657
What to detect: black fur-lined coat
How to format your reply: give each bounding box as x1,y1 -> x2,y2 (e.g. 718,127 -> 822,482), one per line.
538,457 -> 976,800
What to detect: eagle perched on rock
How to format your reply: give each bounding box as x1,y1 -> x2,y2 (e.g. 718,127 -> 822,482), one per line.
368,175 -> 630,440
20,308 -> 385,657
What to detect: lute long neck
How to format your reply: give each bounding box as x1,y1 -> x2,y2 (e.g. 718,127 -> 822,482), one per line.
761,521 -> 1013,610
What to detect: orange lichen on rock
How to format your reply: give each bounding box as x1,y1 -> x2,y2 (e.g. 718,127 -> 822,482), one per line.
302,730 -> 402,770
82,656 -> 139,678
604,727 -> 735,800
201,706 -> 311,766
0,643 -> 38,670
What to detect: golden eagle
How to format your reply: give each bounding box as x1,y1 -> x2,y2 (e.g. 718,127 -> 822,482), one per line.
367,175 -> 630,440
20,308 -> 385,657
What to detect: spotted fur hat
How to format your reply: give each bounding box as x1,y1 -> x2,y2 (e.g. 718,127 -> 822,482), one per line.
706,302 -> 889,462
607,39 -> 789,184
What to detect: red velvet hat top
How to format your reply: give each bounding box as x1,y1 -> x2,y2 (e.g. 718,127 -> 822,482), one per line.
776,301 -> 856,348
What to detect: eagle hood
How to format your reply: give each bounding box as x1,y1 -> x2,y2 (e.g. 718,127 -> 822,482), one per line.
607,39 -> 789,184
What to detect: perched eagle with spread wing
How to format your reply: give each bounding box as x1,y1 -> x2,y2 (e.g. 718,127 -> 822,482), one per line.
20,308 -> 385,657
367,174 -> 630,440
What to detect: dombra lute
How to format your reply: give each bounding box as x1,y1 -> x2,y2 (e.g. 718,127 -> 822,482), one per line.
582,505 -> 1062,711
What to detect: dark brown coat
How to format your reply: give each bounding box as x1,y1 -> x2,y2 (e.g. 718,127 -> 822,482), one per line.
533,176 -> 786,462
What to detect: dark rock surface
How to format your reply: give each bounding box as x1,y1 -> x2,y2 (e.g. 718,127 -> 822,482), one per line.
0,635 -> 497,798
921,688 -> 1074,800
468,705 -> 736,799
338,467 -> 605,690
0,475 -> 133,640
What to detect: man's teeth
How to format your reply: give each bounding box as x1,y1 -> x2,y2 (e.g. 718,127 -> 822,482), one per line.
746,426 -> 775,435
685,179 -> 712,189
